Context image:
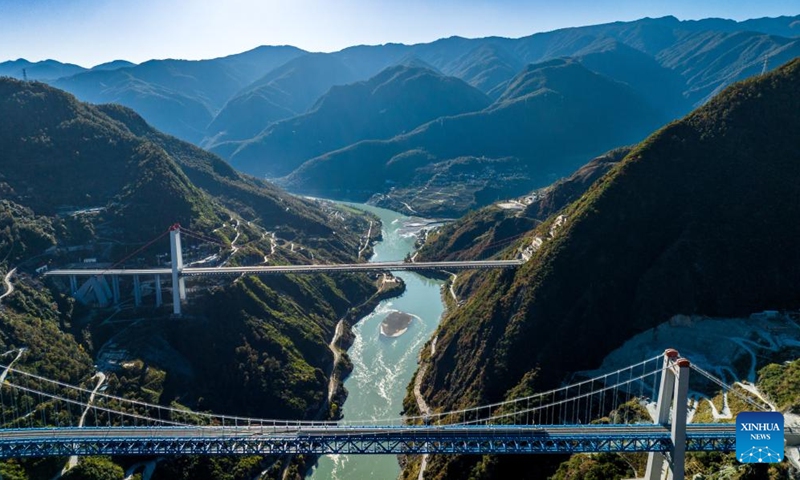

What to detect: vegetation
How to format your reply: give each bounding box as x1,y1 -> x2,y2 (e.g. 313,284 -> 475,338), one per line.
551,453 -> 632,480
0,200 -> 56,265
0,460 -> 28,480
62,457 -> 124,480
412,58 -> 800,479
207,53 -> 364,145
11,16 -> 793,223
758,359 -> 800,413
95,102 -> 372,261
284,59 -> 663,216
152,456 -> 264,480
2,15 -> 799,480
223,65 -> 491,177
0,275 -> 93,384
0,77 -> 383,479
554,452 -> 794,480
553,372 -> 794,480
416,147 -> 632,262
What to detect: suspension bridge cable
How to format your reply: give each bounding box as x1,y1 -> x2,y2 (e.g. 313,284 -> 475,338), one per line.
689,364 -> 771,412
451,368 -> 665,426
4,354 -> 749,432
0,364 -> 339,428
4,381 -> 189,427
101,228 -> 172,274
357,354 -> 665,426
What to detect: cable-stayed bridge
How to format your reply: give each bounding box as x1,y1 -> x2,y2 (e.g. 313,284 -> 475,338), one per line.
45,260 -> 522,277
0,349 -> 771,480
44,225 -> 523,314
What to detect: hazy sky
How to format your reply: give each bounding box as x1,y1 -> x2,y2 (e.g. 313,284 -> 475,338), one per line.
1,0 -> 797,67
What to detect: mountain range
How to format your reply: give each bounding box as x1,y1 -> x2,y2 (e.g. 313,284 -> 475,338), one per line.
50,46 -> 305,143
2,15 -> 798,216
219,65 -> 492,177
282,58 -> 663,215
0,77 -> 387,478
410,57 -> 800,480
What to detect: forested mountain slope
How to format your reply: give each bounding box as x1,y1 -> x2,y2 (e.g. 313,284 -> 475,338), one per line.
410,58 -> 800,480
0,78 -> 382,480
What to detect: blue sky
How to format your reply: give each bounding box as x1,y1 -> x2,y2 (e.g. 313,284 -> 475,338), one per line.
0,0 -> 797,67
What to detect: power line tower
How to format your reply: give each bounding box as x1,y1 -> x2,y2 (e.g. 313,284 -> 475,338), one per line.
22,68 -> 27,82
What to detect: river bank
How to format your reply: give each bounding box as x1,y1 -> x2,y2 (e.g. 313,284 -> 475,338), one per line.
327,275 -> 406,410
308,203 -> 446,480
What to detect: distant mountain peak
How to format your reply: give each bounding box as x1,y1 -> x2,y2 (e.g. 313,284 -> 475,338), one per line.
90,60 -> 136,71
222,64 -> 490,178
392,55 -> 441,73
367,63 -> 445,88
495,57 -> 600,104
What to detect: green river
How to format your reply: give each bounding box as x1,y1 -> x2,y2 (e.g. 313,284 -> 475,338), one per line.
308,204 -> 445,480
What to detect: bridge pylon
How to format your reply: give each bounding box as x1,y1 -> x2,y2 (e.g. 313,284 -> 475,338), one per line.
169,224 -> 186,315
644,349 -> 690,480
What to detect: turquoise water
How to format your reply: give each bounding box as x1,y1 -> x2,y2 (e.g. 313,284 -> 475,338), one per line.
308,204 -> 445,480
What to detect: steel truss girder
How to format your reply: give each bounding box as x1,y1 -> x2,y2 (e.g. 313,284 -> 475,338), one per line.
0,432 -> 734,458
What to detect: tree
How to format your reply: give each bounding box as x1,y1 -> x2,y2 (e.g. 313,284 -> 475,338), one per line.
62,457 -> 124,480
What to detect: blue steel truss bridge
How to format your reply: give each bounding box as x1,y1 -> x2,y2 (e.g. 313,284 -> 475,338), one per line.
0,349 -> 779,480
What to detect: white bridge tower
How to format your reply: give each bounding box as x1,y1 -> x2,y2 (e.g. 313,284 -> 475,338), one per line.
169,224 -> 186,315
644,348 -> 691,480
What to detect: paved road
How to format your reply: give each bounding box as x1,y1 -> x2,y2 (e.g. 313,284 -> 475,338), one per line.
0,423 -> 735,441
0,423 -> 737,457
63,373 -> 107,473
44,260 -> 523,277
0,349 -> 26,383
0,267 -> 16,302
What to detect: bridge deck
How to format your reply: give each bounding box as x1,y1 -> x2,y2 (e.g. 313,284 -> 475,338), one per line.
44,260 -> 523,277
0,424 -> 735,457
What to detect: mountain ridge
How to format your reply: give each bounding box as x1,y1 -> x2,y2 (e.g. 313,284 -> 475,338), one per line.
51,46 -> 307,143
409,56 -> 800,480
0,76 -> 385,479
220,65 -> 492,177
282,58 -> 664,216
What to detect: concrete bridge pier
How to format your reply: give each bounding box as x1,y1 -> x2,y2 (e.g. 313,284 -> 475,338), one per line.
133,275 -> 142,307
69,275 -> 78,295
111,275 -> 121,305
154,274 -> 162,307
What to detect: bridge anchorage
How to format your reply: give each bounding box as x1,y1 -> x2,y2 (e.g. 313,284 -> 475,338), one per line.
45,224 -> 523,315
0,349 -> 747,480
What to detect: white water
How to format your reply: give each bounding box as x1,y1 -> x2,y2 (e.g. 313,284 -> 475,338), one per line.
308,203 -> 445,480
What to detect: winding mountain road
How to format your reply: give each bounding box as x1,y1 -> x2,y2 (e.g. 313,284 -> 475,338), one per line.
62,372 -> 107,475
0,268 -> 16,303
